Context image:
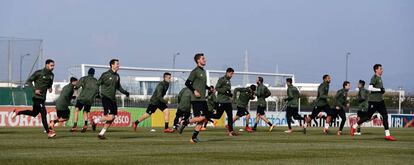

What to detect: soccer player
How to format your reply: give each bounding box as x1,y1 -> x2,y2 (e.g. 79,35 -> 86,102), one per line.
210,68 -> 237,136
12,59 -> 56,138
201,86 -> 217,131
351,64 -> 396,141
49,77 -> 78,133
304,74 -> 334,134
71,68 -> 99,133
252,77 -> 275,132
178,53 -> 212,143
284,78 -> 304,134
334,81 -> 350,136
96,59 -> 130,139
173,87 -> 192,131
354,80 -> 369,135
133,72 -> 174,133
233,85 -> 256,133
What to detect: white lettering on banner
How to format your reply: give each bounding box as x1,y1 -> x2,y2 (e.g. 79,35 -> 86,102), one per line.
228,110 -> 396,128
231,111 -> 292,127
0,110 -> 58,127
392,117 -> 403,128
20,115 -> 30,126
0,112 -> 6,126
8,113 -> 19,127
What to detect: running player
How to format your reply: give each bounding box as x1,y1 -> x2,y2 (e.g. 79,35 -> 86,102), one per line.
96,59 -> 130,139
284,78 -> 305,133
354,80 -> 369,135
133,72 -> 174,133
49,77 -> 78,133
233,85 -> 256,133
178,53 -> 212,143
173,87 -> 192,131
351,64 -> 396,141
71,68 -> 99,133
11,59 -> 56,138
334,81 -> 350,136
252,77 -> 275,132
304,74 -> 334,134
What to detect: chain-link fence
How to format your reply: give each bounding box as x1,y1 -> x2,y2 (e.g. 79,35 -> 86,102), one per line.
0,37 -> 43,87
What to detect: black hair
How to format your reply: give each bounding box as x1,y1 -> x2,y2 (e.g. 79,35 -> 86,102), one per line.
250,84 -> 257,91
163,72 -> 171,78
373,64 -> 382,72
45,59 -> 54,65
258,77 -> 264,83
226,68 -> 234,73
109,59 -> 119,67
194,53 -> 204,64
286,78 -> 293,84
359,80 -> 365,86
70,77 -> 78,83
323,74 -> 330,80
343,81 -> 350,88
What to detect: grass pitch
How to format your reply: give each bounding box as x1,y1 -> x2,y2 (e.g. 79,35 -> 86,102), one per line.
0,127 -> 413,165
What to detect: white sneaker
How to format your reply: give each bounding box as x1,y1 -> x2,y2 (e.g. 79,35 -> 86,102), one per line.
354,132 -> 362,136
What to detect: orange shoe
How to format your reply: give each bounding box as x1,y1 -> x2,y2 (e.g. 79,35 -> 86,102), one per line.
47,130 -> 56,138
245,126 -> 253,133
337,131 -> 342,136
213,120 -> 218,127
81,126 -> 88,133
350,126 -> 356,136
385,135 -> 397,141
164,128 -> 175,133
201,127 -> 207,131
70,127 -> 77,132
133,122 -> 138,132
190,138 -> 200,144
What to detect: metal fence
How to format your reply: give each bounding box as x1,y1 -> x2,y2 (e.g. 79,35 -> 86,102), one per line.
0,37 -> 43,87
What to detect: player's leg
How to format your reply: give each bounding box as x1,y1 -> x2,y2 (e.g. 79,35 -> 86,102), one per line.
253,113 -> 260,131
133,104 -> 155,131
223,103 -> 234,133
14,98 -> 41,118
72,101 -> 83,131
259,114 -> 274,132
351,103 -> 376,136
355,111 -> 365,135
253,106 -> 265,131
37,100 -> 54,137
173,110 -> 183,130
323,106 -> 334,134
212,103 -> 225,119
161,103 -> 174,133
97,98 -> 117,139
81,104 -> 92,133
377,101 -> 396,141
337,109 -> 346,135
285,107 -> 293,133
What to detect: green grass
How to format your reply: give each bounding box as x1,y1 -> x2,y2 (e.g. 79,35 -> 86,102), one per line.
1,127 -> 413,165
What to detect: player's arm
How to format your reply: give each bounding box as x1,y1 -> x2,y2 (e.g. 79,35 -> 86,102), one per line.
156,84 -> 167,104
216,78 -> 231,97
185,70 -> 196,91
25,70 -> 39,88
116,76 -> 129,97
318,86 -> 328,100
48,73 -> 54,93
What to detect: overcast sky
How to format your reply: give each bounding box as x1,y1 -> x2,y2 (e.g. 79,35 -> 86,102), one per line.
1,0 -> 413,92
